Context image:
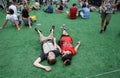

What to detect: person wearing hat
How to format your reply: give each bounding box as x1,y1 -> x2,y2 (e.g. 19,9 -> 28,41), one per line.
58,25 -> 80,66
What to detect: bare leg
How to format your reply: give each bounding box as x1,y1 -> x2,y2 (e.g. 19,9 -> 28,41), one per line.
104,17 -> 111,31
47,26 -> 55,39
35,26 -> 55,42
35,28 -> 46,42
100,18 -> 105,33
75,41 -> 81,52
62,29 -> 69,35
66,11 -> 70,17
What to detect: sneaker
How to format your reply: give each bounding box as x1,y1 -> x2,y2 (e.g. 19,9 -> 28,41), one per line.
35,28 -> 42,33
104,26 -> 107,32
50,25 -> 55,32
52,25 -> 55,30
99,29 -> 104,34
62,24 -> 66,30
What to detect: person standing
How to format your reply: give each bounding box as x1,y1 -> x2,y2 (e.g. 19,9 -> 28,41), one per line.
99,0 -> 114,33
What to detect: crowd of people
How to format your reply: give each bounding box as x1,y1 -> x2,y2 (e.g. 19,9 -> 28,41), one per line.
0,0 -> 120,71
0,0 -> 120,31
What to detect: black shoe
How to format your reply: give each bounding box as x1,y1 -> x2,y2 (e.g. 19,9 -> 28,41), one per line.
62,26 -> 66,30
99,29 -> 104,34
50,25 -> 55,32
52,25 -> 55,30
104,26 -> 107,32
62,24 -> 66,30
35,28 -> 42,33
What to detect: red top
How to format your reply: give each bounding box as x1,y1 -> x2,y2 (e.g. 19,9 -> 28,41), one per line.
60,36 -> 76,55
69,7 -> 78,19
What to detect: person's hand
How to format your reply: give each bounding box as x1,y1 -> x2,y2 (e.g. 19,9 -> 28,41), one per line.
78,41 -> 80,44
111,4 -> 116,7
44,66 -> 51,71
17,27 -> 21,31
0,27 -> 3,29
29,26 -> 32,28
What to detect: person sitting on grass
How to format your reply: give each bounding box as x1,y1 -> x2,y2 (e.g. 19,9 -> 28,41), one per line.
21,9 -> 33,28
58,25 -> 80,66
78,3 -> 90,19
66,3 -> 78,19
0,9 -> 21,30
55,1 -> 64,13
31,0 -> 40,10
33,26 -> 61,71
43,2 -> 54,13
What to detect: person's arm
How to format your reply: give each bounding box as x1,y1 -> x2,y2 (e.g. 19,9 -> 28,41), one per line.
33,57 -> 52,71
53,38 -> 57,48
53,38 -> 62,53
116,2 -> 120,6
113,1 -> 120,6
24,0 -> 30,10
56,44 -> 62,53
101,0 -> 104,7
0,20 -> 8,29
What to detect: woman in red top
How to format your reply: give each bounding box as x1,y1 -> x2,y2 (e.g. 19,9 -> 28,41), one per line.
66,3 -> 78,19
58,25 -> 80,65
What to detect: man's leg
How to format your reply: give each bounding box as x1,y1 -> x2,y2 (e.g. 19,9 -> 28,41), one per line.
66,11 -> 70,18
62,29 -> 69,35
61,25 -> 68,35
100,13 -> 106,33
47,25 -> 55,39
75,41 -> 80,52
35,28 -> 46,42
104,14 -> 112,32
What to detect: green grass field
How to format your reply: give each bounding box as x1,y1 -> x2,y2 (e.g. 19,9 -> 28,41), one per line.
0,1 -> 120,78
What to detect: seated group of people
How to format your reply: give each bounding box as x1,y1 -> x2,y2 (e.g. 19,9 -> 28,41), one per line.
66,3 -> 90,19
0,1 -> 36,31
43,2 -> 90,19
33,25 -> 81,71
0,1 -> 91,31
42,0 -> 66,13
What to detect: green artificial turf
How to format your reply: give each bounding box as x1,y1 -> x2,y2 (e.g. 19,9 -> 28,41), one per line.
0,1 -> 120,78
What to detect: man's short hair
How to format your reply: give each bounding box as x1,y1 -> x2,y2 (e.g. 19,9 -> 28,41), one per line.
82,3 -> 86,8
72,3 -> 76,6
9,9 -> 14,14
48,59 -> 56,65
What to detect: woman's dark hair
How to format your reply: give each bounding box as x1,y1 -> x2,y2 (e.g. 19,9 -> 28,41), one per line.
82,3 -> 86,8
9,9 -> 14,14
62,54 -> 72,66
22,9 -> 29,18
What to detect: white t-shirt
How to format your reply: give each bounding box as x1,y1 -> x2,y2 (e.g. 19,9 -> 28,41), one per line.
43,41 -> 56,54
102,0 -> 113,13
6,14 -> 18,24
9,5 -> 18,15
